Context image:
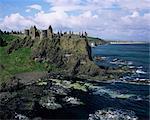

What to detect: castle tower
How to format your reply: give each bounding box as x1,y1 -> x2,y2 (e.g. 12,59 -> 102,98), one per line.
85,32 -> 87,37
24,29 -> 29,36
47,25 -> 53,38
29,26 -> 37,39
40,30 -> 47,40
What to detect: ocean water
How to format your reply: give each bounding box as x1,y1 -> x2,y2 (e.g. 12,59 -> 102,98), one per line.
92,44 -> 150,80
84,43 -> 150,120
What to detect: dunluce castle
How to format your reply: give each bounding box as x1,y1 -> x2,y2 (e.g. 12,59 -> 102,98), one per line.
0,25 -> 88,40
24,25 -> 87,40
24,25 -> 53,40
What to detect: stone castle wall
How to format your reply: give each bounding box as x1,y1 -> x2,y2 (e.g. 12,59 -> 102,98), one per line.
40,30 -> 47,39
24,25 -> 88,40
24,25 -> 53,40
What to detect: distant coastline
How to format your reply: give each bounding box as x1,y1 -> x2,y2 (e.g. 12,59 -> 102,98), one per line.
109,41 -> 148,44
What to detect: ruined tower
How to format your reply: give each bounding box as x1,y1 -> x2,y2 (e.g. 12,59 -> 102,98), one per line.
47,25 -> 53,38
85,32 -> 88,37
29,26 -> 37,39
40,30 -> 47,40
24,29 -> 29,36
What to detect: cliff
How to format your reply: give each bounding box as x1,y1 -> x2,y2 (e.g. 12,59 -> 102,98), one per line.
31,33 -> 101,78
5,26 -> 128,81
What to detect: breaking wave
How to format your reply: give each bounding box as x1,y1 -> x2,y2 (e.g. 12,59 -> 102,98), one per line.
92,86 -> 135,99
88,108 -> 138,120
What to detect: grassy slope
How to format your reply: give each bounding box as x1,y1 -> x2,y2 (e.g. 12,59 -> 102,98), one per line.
0,34 -> 20,42
0,47 -> 47,82
0,34 -> 47,83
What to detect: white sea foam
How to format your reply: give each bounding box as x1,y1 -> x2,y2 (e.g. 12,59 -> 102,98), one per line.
88,108 -> 138,120
136,69 -> 146,74
15,113 -> 29,120
129,95 -> 150,102
92,87 -> 135,99
137,66 -> 143,69
127,61 -> 133,65
129,66 -> 135,68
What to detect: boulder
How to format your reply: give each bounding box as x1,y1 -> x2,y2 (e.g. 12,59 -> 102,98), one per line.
39,96 -> 62,110
62,96 -> 83,106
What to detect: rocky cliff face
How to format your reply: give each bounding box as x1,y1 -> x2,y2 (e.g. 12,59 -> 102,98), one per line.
31,34 -> 101,78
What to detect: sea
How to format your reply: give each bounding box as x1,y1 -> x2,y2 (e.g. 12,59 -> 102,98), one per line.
92,43 -> 150,81
86,43 -> 150,120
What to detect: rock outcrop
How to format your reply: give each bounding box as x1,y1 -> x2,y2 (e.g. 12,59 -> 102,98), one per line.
31,31 -> 101,78
6,36 -> 35,53
6,26 -> 106,79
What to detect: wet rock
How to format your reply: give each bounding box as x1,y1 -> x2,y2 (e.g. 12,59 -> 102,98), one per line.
63,96 -> 83,106
0,106 -> 15,120
0,77 -> 24,92
39,96 -> 62,110
32,117 -> 42,120
15,113 -> 29,120
49,85 -> 70,95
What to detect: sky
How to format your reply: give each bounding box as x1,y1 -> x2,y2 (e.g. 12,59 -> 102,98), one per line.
0,0 -> 150,41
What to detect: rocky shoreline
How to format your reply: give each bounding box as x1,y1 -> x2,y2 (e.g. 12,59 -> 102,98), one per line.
1,70 -> 149,119
0,71 -> 93,119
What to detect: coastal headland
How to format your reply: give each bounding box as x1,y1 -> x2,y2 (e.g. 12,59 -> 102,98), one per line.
0,26 -> 149,119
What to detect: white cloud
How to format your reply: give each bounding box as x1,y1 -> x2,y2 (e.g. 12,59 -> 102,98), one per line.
131,11 -> 139,18
25,9 -> 31,12
0,0 -> 149,41
0,13 -> 35,31
27,4 -> 42,11
116,0 -> 150,11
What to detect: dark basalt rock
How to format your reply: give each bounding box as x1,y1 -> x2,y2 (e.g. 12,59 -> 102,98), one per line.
0,75 -> 85,119
49,84 -> 70,95
0,77 -> 24,92
39,96 -> 62,110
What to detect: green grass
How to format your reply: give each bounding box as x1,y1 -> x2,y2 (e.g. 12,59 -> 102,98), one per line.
0,34 -> 20,42
0,46 -> 47,83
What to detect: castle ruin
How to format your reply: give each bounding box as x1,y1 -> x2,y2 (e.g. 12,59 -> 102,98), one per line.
24,25 -> 53,40
24,25 -> 87,40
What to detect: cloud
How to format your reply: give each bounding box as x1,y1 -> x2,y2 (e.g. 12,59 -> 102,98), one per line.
27,4 -> 42,11
0,0 -> 149,41
25,9 -> 31,12
0,13 -> 35,31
